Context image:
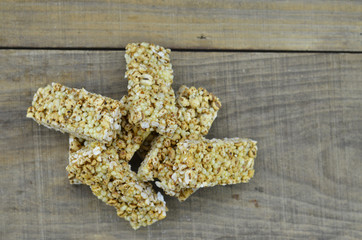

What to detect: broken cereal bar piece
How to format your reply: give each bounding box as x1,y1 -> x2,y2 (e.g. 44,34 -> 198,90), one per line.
27,83 -> 122,143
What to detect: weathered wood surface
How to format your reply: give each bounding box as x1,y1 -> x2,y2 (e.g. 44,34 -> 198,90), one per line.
0,1 -> 361,51
0,50 -> 362,239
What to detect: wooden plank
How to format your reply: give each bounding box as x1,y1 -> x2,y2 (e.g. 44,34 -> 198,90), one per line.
0,1 -> 361,51
0,50 -> 361,239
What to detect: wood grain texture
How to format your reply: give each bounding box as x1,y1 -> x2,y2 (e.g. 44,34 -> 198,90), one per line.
0,50 -> 361,240
0,0 -> 361,51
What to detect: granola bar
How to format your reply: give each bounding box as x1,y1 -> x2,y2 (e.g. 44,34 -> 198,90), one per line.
175,85 -> 221,139
138,86 -> 221,200
69,95 -> 150,182
125,42 -> 178,136
66,137 -> 167,229
26,83 -> 122,143
155,138 -> 257,196
138,86 -> 221,180
113,96 -> 151,161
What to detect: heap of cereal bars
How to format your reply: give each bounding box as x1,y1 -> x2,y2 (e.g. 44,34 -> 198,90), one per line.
26,42 -> 258,229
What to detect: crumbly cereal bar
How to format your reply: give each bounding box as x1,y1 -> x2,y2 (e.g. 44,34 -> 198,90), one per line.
154,138 -> 257,197
66,137 -> 167,229
69,96 -> 150,165
138,86 -> 221,200
138,86 -> 221,180
138,135 -> 198,200
113,96 -> 151,161
125,42 -> 178,136
175,85 -> 221,139
27,83 -> 122,143
69,95 -> 150,183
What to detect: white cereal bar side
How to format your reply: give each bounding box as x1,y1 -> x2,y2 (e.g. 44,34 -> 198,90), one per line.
26,83 -> 122,143
155,138 -> 257,195
125,42 -> 178,136
66,140 -> 167,229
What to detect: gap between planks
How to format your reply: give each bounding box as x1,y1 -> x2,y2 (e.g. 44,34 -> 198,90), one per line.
0,46 -> 361,54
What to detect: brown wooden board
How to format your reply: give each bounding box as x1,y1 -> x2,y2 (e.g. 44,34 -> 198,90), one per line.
0,1 -> 361,51
0,50 -> 361,239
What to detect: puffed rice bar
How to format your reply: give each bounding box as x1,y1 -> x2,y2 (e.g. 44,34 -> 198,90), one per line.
125,42 -> 178,136
138,85 -> 221,180
138,85 -> 221,159
175,85 -> 221,139
69,96 -> 150,182
155,138 -> 257,197
138,86 -> 221,200
27,83 -> 122,143
66,137 -> 167,229
112,96 -> 151,161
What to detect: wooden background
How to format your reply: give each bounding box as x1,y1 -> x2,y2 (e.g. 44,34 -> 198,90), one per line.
0,1 -> 361,240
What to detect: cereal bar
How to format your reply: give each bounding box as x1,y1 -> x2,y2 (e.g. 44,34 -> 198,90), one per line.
27,83 -> 122,143
113,96 -> 151,161
125,42 -> 178,136
175,85 -> 221,139
69,95 -> 150,182
138,86 -> 221,200
155,138 -> 257,196
66,137 -> 167,229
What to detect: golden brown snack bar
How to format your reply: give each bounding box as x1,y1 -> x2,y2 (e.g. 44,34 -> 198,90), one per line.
138,86 -> 221,200
125,42 -> 178,136
66,137 -> 167,229
175,85 -> 221,139
154,138 -> 257,197
69,95 -> 150,166
113,96 -> 151,161
27,83 -> 122,143
138,85 -> 221,181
